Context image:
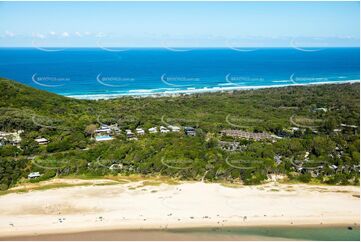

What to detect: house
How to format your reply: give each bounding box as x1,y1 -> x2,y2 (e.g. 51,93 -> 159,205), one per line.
148,127 -> 158,134
95,124 -> 120,135
108,124 -> 120,134
160,126 -> 170,133
0,130 -> 23,146
291,127 -> 300,132
167,125 -> 181,132
35,138 -> 49,145
28,172 -> 41,179
95,135 -> 113,142
95,126 -> 111,135
136,128 -> 145,135
184,127 -> 196,136
125,129 -> 135,138
341,124 -> 358,129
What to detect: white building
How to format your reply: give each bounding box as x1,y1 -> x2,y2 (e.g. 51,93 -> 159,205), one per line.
148,127 -> 158,134
35,138 -> 49,145
125,129 -> 137,139
160,126 -> 170,133
136,128 -> 145,135
28,172 -> 41,179
95,126 -> 111,134
167,125 -> 181,132
108,124 -> 120,134
291,127 -> 300,131
0,130 -> 23,145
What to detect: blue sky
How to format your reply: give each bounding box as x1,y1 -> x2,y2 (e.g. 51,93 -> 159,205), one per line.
0,1 -> 359,47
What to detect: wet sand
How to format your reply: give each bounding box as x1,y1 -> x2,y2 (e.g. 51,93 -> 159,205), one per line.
2,226 -> 359,241
0,228 -> 286,241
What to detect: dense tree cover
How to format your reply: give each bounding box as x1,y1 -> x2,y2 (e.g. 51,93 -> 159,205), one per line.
0,157 -> 28,190
0,78 -> 359,189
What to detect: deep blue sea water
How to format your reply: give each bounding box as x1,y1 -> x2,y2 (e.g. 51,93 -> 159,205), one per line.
0,48 -> 359,99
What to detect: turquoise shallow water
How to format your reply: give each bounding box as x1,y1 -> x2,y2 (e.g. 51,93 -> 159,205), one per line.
167,226 -> 361,241
1,226 -> 359,241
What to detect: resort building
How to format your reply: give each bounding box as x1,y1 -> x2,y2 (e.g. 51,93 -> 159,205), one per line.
0,130 -> 23,146
160,126 -> 170,133
95,124 -> 120,135
184,127 -> 196,136
167,125 -> 181,132
148,127 -> 158,134
291,127 -> 300,132
125,129 -> 135,138
340,124 -> 358,129
108,124 -> 120,134
136,128 -> 145,135
220,129 -> 275,141
34,137 -> 49,145
28,172 -> 41,179
95,125 -> 111,135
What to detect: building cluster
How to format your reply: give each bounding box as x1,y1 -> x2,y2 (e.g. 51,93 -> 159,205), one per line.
123,125 -> 182,140
291,158 -> 360,178
0,130 -> 23,147
0,129 -> 52,147
94,124 -> 195,142
93,124 -> 120,142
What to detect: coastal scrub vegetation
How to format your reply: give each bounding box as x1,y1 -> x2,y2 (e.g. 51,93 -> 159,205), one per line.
0,78 -> 359,190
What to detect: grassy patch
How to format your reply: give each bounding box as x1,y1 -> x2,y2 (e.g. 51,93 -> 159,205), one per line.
220,182 -> 243,188
0,182 -> 92,196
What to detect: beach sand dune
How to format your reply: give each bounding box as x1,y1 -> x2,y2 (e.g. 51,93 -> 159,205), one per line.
0,180 -> 359,239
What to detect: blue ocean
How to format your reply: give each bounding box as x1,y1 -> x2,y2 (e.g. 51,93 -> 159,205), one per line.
0,48 -> 359,99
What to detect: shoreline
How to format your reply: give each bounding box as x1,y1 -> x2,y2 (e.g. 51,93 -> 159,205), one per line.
0,180 -> 359,239
0,224 -> 359,241
66,80 -> 360,100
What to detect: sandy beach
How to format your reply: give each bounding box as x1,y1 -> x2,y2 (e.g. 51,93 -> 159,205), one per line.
0,179 -> 359,239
